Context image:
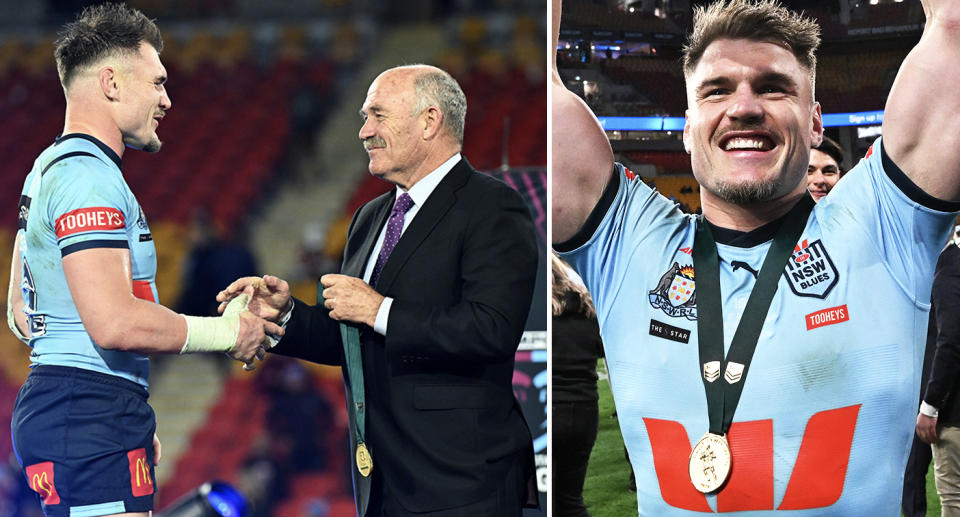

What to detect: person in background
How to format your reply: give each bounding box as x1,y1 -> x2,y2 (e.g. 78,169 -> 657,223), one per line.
917,225 -> 960,517
551,252 -> 603,517
807,135 -> 845,202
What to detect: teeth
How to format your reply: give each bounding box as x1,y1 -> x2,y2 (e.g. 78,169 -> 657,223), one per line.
724,137 -> 770,151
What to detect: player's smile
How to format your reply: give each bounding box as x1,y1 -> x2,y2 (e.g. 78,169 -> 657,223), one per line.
716,129 -> 779,161
808,188 -> 828,200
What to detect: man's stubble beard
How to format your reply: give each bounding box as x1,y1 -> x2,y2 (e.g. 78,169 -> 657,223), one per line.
698,150 -> 807,206
711,176 -> 783,205
143,136 -> 162,153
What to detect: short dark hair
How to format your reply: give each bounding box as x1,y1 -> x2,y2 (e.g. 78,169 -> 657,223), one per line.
54,3 -> 163,88
814,136 -> 844,173
682,0 -> 821,92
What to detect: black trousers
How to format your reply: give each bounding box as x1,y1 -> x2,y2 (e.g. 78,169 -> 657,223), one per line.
551,401 -> 599,517
902,432 -> 933,517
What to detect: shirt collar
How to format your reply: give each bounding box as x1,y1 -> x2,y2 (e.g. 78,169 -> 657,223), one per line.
398,153 -> 461,208
55,133 -> 122,169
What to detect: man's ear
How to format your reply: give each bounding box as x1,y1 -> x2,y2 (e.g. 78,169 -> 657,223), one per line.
810,101 -> 824,148
100,66 -> 120,101
422,106 -> 443,140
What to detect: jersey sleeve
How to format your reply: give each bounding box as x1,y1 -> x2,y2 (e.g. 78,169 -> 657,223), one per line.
41,157 -> 130,257
821,137 -> 960,305
555,162 -> 689,323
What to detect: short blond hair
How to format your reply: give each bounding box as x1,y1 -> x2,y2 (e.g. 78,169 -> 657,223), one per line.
682,0 -> 821,91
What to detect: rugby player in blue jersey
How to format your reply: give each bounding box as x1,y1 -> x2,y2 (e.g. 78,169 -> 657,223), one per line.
5,4 -> 282,516
553,0 -> 960,514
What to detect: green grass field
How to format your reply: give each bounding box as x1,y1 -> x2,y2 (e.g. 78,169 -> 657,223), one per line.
581,366 -> 942,516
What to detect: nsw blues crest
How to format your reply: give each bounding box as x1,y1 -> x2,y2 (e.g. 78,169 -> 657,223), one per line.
784,239 -> 838,299
649,262 -> 697,320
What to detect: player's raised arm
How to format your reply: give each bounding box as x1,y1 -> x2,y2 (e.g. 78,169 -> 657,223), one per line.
551,0 -> 615,244
882,0 -> 960,201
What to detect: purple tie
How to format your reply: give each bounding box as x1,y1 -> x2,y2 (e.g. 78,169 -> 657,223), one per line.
369,193 -> 414,287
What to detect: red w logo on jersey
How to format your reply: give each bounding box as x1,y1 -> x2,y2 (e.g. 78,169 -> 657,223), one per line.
643,404 -> 860,512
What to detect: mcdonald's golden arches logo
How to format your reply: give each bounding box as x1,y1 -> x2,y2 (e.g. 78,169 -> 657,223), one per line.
127,448 -> 154,497
25,462 -> 60,505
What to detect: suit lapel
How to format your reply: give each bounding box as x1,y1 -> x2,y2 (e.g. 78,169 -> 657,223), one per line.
375,159 -> 473,293
342,192 -> 394,278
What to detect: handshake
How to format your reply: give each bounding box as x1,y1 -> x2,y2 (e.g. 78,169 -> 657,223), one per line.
200,273 -> 385,370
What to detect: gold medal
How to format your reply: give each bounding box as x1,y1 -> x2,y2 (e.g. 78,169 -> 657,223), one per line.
356,443 -> 373,477
688,432 -> 731,493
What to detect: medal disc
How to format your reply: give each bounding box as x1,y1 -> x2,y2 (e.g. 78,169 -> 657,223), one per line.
688,432 -> 731,493
356,443 -> 373,477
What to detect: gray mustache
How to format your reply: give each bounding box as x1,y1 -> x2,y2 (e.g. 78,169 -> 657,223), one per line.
363,137 -> 386,150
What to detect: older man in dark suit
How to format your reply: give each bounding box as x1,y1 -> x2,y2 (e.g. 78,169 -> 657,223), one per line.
219,64 -> 538,517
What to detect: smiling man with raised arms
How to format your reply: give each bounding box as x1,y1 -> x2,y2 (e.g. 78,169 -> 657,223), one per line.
552,0 -> 960,514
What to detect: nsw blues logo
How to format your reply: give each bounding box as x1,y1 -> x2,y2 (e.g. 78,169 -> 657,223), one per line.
649,262 -> 697,320
784,239 -> 838,299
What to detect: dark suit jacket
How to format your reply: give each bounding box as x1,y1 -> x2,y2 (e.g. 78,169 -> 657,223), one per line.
924,243 -> 960,425
272,158 -> 538,515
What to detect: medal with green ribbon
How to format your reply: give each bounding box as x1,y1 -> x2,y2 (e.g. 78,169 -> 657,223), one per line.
318,288 -> 372,477
689,194 -> 814,493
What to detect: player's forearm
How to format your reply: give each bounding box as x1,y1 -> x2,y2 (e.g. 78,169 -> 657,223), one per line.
7,237 -> 29,341
8,297 -> 28,338
87,297 -> 188,353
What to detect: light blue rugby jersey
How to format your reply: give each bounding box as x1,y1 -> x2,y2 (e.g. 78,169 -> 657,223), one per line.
16,134 -> 157,388
557,138 -> 959,516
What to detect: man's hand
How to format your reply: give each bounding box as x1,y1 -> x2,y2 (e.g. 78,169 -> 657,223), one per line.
917,412 -> 939,444
221,286 -> 282,366
217,275 -> 291,322
320,274 -> 384,327
230,310 -> 280,365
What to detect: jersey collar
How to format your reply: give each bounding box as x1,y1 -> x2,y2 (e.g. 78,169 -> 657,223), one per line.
55,133 -> 122,170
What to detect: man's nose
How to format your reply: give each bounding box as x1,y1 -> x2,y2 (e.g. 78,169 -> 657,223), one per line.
359,118 -> 374,140
160,87 -> 172,110
725,86 -> 763,124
